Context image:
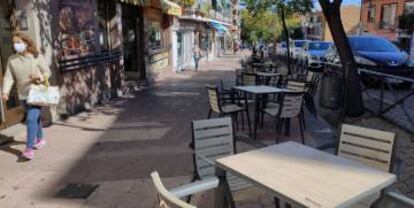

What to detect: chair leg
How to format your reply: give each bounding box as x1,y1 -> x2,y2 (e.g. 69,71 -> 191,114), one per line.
274,197 -> 280,208
234,113 -> 239,131
245,109 -> 252,137
285,118 -> 290,136
275,118 -> 282,144
240,110 -> 245,131
186,175 -> 198,203
207,109 -> 212,119
299,116 -> 305,144
301,108 -> 307,130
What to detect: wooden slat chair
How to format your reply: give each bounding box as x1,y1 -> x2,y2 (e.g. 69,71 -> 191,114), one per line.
206,85 -> 251,134
337,124 -> 397,208
241,72 -> 257,86
264,61 -> 278,72
287,80 -> 306,92
151,171 -> 219,208
262,91 -> 305,144
303,72 -> 320,117
189,118 -> 254,207
235,69 -> 243,86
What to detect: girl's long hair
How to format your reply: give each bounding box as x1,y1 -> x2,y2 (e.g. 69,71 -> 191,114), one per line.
12,32 -> 39,58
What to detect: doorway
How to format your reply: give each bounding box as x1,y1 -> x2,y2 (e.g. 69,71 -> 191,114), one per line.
176,31 -> 183,71
0,1 -> 24,129
121,4 -> 145,80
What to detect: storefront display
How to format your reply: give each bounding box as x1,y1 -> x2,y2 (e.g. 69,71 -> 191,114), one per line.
149,49 -> 169,72
59,0 -> 98,59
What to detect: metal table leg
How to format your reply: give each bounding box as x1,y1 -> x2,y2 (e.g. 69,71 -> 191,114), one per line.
253,94 -> 260,140
215,167 -> 232,208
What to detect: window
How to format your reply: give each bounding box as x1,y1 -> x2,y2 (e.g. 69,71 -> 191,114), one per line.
381,4 -> 397,29
405,1 -> 414,14
367,6 -> 376,22
148,22 -> 162,49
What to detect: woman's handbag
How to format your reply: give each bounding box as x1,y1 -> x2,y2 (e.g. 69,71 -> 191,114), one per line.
27,75 -> 60,107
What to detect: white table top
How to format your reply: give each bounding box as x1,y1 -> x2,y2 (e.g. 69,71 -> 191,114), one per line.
256,72 -> 281,77
233,85 -> 289,94
216,142 -> 397,208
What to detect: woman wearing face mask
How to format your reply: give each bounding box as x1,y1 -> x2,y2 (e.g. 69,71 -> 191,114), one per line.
1,32 -> 51,160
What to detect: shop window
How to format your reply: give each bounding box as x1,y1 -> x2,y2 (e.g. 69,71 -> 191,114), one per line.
367,6 -> 376,23
149,22 -> 162,49
59,0 -> 97,59
405,1 -> 414,14
380,4 -> 397,29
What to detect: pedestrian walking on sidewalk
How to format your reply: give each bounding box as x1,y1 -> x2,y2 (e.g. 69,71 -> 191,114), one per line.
1,32 -> 51,160
193,43 -> 200,71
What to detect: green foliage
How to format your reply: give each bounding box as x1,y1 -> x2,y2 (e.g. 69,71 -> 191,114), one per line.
243,0 -> 312,43
240,9 -> 304,43
241,10 -> 281,43
200,2 -> 213,17
177,0 -> 195,7
245,0 -> 313,17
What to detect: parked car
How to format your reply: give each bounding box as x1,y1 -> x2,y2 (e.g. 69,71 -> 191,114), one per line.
324,35 -> 414,88
290,40 -> 308,59
301,41 -> 333,69
277,42 -> 287,56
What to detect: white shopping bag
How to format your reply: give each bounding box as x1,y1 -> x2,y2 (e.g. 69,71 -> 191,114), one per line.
27,82 -> 60,107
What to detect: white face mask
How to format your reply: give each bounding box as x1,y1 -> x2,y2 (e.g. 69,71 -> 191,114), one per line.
13,42 -> 27,53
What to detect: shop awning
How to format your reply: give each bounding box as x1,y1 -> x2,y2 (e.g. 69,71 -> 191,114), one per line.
161,0 -> 182,16
210,22 -> 230,36
119,0 -> 150,6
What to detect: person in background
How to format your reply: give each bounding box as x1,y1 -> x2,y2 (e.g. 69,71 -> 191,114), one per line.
193,43 -> 200,71
1,32 -> 51,160
259,45 -> 264,60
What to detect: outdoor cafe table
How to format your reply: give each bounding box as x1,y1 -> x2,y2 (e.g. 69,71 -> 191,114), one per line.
232,85 -> 294,140
215,142 -> 397,208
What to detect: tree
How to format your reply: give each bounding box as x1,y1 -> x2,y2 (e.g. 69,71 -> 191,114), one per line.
319,0 -> 364,116
245,0 -> 312,73
240,10 -> 281,45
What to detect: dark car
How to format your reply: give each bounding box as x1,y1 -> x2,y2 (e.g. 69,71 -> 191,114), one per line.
325,36 -> 414,87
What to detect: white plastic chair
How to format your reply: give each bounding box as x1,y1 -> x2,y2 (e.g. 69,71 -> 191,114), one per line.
151,171 -> 219,208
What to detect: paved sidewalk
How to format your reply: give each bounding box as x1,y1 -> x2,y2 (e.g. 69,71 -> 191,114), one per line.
0,53 -> 335,208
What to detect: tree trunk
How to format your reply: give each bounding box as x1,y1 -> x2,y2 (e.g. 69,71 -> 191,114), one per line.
319,0 -> 364,117
281,7 -> 292,73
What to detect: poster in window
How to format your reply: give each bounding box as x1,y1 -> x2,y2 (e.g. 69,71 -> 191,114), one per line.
59,1 -> 97,59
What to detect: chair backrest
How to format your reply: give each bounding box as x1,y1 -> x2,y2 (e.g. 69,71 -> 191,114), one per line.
306,71 -> 315,83
192,117 -> 234,179
242,73 -> 257,85
206,85 -> 221,113
279,92 -> 304,118
337,124 -> 396,172
287,81 -> 306,92
151,172 -> 196,208
279,67 -> 289,77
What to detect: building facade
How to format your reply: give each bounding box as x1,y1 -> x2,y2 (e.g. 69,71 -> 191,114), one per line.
0,0 -> 181,129
361,0 -> 414,52
171,0 -> 238,72
303,6 -> 361,41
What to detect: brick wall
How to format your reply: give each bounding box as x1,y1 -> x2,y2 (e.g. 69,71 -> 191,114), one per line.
361,0 -> 409,41
324,6 -> 361,41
